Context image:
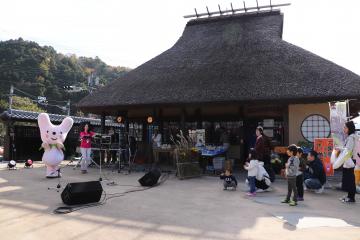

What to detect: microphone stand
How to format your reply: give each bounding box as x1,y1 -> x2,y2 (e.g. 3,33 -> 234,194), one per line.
47,168 -> 62,192
99,143 -> 103,181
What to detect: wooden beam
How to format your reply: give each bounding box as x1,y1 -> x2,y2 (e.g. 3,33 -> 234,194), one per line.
195,108 -> 202,129
181,109 -> 186,133
283,105 -> 289,146
184,2 -> 290,18
101,113 -> 106,134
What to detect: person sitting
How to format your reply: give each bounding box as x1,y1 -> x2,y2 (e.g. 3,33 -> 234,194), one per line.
304,150 -> 326,193
255,161 -> 272,192
220,169 -> 238,190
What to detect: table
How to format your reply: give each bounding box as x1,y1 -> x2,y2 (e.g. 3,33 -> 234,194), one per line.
152,147 -> 176,167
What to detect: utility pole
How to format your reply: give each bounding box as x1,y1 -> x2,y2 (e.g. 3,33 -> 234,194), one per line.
9,85 -> 14,114
67,99 -> 71,116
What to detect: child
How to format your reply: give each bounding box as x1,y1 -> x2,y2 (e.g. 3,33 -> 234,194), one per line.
220,169 -> 238,190
244,149 -> 260,196
296,147 -> 306,201
255,161 -> 272,192
281,144 -> 300,206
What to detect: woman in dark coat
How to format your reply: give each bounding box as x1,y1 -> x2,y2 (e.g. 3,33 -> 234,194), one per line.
254,126 -> 271,164
254,126 -> 275,182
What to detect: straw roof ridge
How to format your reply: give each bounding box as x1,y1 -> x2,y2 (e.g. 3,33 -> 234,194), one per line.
78,10 -> 360,112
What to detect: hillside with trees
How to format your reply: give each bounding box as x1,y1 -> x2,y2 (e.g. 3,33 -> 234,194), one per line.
0,38 -> 130,115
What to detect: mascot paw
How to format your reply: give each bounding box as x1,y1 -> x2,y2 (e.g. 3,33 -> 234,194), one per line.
56,143 -> 64,149
41,142 -> 50,150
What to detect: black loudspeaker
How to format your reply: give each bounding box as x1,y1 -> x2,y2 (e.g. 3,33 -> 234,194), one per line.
61,181 -> 103,205
138,169 -> 161,187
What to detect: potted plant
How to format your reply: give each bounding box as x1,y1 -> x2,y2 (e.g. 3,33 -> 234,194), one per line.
171,130 -> 201,179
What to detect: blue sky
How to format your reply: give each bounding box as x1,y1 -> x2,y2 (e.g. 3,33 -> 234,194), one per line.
1,0 -> 359,75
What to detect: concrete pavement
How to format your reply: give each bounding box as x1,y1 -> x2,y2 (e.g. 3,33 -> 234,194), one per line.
0,162 -> 359,240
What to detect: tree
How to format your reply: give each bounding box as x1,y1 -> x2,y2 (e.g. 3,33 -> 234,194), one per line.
0,38 -> 130,115
0,96 -> 46,112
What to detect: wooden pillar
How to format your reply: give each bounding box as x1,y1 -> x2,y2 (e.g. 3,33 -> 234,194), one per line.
196,108 -> 202,129
180,108 -> 186,133
283,105 -> 289,146
152,108 -> 157,126
101,113 -> 106,134
4,121 -> 12,160
142,120 -> 147,143
238,106 -> 245,165
158,108 -> 163,135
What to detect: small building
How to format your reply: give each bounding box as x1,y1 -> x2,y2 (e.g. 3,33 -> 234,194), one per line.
0,109 -> 122,161
77,10 -> 360,164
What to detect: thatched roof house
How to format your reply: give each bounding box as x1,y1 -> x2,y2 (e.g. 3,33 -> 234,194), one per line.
78,10 -> 360,115
77,10 -> 360,157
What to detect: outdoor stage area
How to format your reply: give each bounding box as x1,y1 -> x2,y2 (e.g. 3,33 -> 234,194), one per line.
0,161 -> 359,240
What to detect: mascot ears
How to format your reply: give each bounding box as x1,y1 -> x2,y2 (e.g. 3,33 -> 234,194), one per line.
38,113 -> 52,130
38,113 -> 74,133
60,117 -> 74,133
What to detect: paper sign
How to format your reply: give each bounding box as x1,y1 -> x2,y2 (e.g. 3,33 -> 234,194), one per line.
314,138 -> 334,176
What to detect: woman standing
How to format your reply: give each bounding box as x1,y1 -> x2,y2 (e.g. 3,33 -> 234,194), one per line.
80,123 -> 95,174
254,126 -> 271,165
254,126 -> 274,182
337,121 -> 357,203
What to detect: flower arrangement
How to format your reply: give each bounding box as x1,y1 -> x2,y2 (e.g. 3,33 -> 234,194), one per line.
170,130 -> 196,163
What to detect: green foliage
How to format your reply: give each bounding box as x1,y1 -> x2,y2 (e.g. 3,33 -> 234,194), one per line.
0,96 -> 45,112
0,38 -> 130,114
297,140 -> 313,149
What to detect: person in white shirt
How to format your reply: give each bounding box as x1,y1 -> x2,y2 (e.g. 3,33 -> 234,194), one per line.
244,149 -> 260,197
334,121 -> 357,203
152,129 -> 162,147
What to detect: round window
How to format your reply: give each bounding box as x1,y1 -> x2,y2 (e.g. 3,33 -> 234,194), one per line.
301,114 -> 330,142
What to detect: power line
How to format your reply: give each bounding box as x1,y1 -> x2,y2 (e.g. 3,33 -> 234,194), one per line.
9,86 -> 71,114
12,86 -> 68,103
13,86 -> 37,99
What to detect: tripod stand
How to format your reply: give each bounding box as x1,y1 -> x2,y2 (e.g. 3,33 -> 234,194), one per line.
73,155 -> 100,170
47,168 -> 62,192
114,148 -> 128,173
73,135 -> 100,170
95,134 -> 112,181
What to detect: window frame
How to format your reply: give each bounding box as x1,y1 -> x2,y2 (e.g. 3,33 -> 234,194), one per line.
300,114 -> 331,143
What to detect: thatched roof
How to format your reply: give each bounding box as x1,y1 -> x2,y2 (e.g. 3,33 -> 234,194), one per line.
78,10 -> 360,114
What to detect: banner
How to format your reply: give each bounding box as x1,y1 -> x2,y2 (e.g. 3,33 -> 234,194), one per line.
314,138 -> 334,176
329,101 -> 347,147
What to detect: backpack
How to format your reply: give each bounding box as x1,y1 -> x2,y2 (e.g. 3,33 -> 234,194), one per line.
354,134 -> 360,165
332,134 -> 358,169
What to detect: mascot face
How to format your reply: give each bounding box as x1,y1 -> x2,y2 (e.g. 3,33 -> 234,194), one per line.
38,113 -> 74,144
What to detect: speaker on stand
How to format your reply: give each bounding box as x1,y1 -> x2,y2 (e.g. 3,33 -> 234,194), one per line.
115,127 -> 128,173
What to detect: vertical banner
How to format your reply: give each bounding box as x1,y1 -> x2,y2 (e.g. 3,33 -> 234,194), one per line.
329,101 -> 348,147
314,138 -> 334,176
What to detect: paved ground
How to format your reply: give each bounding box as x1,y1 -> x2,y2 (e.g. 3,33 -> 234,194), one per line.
0,162 -> 359,240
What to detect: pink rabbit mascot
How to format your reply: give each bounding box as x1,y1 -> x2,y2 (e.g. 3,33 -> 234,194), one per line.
38,113 -> 74,178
